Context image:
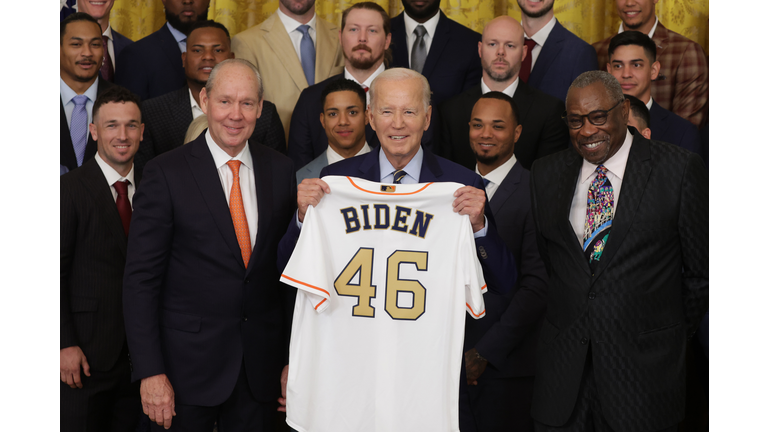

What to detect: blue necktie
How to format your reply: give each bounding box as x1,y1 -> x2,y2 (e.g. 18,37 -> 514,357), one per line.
297,25 -> 315,85
393,169 -> 407,184
483,177 -> 490,188
70,94 -> 89,167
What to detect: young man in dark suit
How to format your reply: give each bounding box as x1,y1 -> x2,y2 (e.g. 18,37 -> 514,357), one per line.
530,71 -> 708,431
438,16 -> 569,171
77,0 -> 133,82
61,85 -> 144,432
136,21 -> 285,174
60,12 -> 114,172
460,92 -> 548,432
115,0 -> 210,101
389,0 -> 482,106
123,59 -> 296,431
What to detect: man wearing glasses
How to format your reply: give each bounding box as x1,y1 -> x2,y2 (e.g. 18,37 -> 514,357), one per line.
528,71 -> 708,432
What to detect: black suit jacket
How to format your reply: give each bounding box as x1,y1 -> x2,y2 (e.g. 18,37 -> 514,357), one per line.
463,162 -> 548,378
527,19 -> 598,103
529,129 -> 708,431
649,101 -> 702,157
115,24 -> 185,101
60,78 -> 114,172
437,81 -> 569,171
277,147 -> 517,297
112,29 -> 133,68
136,86 -> 286,173
61,158 -> 141,371
123,135 -> 297,405
390,11 -> 482,106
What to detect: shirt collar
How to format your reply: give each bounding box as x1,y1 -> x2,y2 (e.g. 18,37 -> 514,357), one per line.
95,152 -> 135,186
646,97 -> 653,110
188,88 -> 203,116
481,76 -> 520,98
277,7 -> 317,34
619,16 -> 659,38
524,16 -> 557,45
103,24 -> 113,41
578,128 -> 633,184
326,142 -> 371,165
476,155 -> 517,185
60,76 -> 99,103
344,62 -> 386,88
166,22 -> 187,43
205,129 -> 253,171
403,9 -> 440,40
379,146 -> 424,182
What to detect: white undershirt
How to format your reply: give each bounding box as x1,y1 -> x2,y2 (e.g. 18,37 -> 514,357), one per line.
475,155 -> 517,201
277,8 -> 317,66
481,76 -> 520,98
205,130 -> 259,248
94,153 -> 136,205
403,11 -> 440,66
189,89 -> 204,119
103,25 -> 116,68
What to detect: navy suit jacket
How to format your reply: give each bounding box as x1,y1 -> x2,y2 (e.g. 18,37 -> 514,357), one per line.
464,162 -> 548,378
390,11 -> 482,106
123,135 -> 297,405
60,78 -> 114,172
112,29 -> 133,66
277,147 -> 517,296
115,24 -> 185,101
649,101 -> 702,158
527,20 -> 597,103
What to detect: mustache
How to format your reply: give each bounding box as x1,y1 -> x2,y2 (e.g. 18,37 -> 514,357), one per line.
577,133 -> 611,146
351,44 -> 372,53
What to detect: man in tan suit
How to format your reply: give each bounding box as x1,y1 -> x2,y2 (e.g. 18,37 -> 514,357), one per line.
232,0 -> 344,141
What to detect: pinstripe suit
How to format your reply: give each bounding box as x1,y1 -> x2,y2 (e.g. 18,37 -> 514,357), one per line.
60,78 -> 114,172
60,158 -> 141,431
135,86 -> 286,174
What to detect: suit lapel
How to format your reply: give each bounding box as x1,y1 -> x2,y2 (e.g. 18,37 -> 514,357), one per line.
558,149 -> 591,276
391,14 -> 409,67
592,130 -> 652,280
512,81 -> 534,125
649,102 -> 669,138
61,100 -> 77,170
489,162 -> 523,215
314,18 -> 337,81
246,144 -> 273,276
356,148 -> 382,181
173,87 -> 195,149
262,15 -> 308,89
157,24 -> 183,72
80,159 -> 128,257
418,149 -> 444,182
528,20 -> 565,87
186,136 -> 246,270
421,11 -> 450,79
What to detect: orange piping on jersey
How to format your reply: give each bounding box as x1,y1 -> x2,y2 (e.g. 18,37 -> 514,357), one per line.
281,274 -> 330,297
481,284 -> 487,291
346,176 -> 434,195
314,298 -> 327,310
466,303 -> 486,317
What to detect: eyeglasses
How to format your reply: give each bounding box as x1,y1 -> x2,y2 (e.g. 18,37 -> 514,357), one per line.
562,99 -> 623,130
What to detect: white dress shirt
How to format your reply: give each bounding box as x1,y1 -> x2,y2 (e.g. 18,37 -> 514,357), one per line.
326,142 -> 371,166
103,25 -> 116,68
523,16 -> 557,70
481,76 -> 520,98
619,17 -> 659,38
403,11 -> 440,65
277,8 -> 317,66
61,77 -> 100,126
94,153 -> 136,206
205,130 -> 259,248
166,23 -> 188,53
569,129 -> 633,246
344,62 -> 385,106
645,97 -> 654,110
189,89 -> 204,119
475,155 -> 517,201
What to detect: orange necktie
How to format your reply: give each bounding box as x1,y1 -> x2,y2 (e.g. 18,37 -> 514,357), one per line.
227,160 -> 251,268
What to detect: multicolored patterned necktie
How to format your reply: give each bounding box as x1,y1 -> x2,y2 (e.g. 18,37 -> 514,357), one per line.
583,165 -> 614,268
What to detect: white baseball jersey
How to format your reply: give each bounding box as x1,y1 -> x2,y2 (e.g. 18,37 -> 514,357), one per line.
280,175 -> 487,432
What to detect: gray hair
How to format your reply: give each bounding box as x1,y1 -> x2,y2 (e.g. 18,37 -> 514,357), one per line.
566,71 -> 624,106
370,67 -> 432,112
205,58 -> 264,101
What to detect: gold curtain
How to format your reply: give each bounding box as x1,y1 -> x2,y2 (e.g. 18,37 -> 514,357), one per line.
110,0 -> 708,54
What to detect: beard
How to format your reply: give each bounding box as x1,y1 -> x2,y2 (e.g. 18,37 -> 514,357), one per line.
518,0 -> 554,18
165,8 -> 209,36
474,151 -> 500,166
402,0 -> 441,21
345,44 -> 379,70
280,0 -> 314,17
481,57 -> 520,83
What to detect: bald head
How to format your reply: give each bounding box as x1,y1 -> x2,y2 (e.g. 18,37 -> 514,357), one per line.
479,16 -> 527,89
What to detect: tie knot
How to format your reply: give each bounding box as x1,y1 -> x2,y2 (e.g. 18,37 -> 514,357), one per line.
596,165 -> 608,176
297,24 -> 311,36
393,169 -> 407,184
102,35 -> 109,44
73,94 -> 89,106
524,38 -> 536,49
483,177 -> 491,188
414,25 -> 427,38
362,85 -> 369,93
113,180 -> 130,195
227,160 -> 242,176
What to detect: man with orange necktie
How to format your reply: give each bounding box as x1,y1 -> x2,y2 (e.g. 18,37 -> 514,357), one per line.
123,59 -> 297,431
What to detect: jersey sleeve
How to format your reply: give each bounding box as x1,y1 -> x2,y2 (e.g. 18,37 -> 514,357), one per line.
460,215 -> 487,319
280,205 -> 333,313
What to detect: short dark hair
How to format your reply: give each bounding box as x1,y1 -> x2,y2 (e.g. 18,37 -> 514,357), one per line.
320,79 -> 367,113
188,20 -> 231,40
477,91 -> 520,124
341,2 -> 392,67
608,31 -> 657,63
61,12 -> 101,44
624,94 -> 650,130
93,85 -> 143,122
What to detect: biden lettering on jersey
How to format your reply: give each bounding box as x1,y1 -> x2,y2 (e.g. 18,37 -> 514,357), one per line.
340,204 -> 434,238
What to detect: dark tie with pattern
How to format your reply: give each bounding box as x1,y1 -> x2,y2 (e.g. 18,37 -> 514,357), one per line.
519,38 -> 537,83
411,25 -> 428,73
298,25 -> 316,85
100,35 -> 114,82
393,169 -> 407,184
583,165 -> 613,269
114,180 -> 132,236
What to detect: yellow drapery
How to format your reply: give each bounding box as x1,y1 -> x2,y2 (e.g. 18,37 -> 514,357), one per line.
110,0 -> 708,54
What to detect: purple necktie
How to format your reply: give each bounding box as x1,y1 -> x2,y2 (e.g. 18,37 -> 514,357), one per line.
70,95 -> 89,167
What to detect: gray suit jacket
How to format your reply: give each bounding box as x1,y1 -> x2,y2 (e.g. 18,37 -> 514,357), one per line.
296,152 -> 328,184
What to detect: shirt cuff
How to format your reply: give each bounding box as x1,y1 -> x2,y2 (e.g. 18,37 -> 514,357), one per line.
473,216 -> 488,238
295,210 -> 303,229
